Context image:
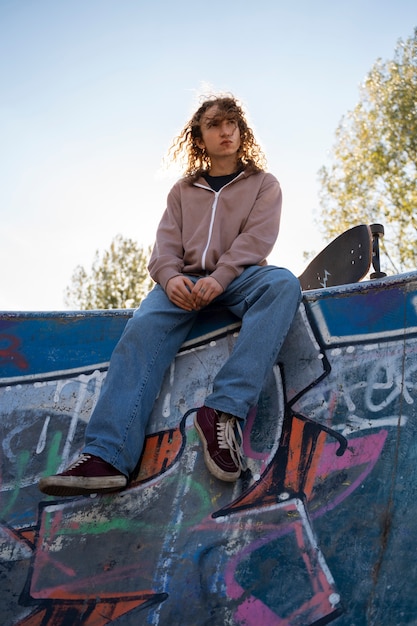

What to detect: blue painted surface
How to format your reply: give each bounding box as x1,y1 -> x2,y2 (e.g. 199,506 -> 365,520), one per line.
0,311 -> 129,379
306,275 -> 417,345
0,307 -> 239,381
1,272 -> 417,626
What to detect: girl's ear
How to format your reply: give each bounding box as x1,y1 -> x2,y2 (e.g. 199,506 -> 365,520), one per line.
195,137 -> 205,150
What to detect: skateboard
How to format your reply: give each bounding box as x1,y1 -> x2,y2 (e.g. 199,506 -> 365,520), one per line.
298,224 -> 375,291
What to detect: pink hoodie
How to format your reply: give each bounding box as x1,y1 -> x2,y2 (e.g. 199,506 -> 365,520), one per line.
148,168 -> 282,291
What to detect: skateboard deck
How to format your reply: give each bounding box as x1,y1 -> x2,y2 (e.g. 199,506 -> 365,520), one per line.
298,224 -> 373,290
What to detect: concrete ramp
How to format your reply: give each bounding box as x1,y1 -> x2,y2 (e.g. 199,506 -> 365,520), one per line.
2,273 -> 417,625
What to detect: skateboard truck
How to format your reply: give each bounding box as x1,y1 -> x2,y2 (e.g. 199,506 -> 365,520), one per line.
369,223 -> 387,280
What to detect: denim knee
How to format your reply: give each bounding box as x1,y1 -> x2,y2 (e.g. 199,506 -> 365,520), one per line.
266,267 -> 301,301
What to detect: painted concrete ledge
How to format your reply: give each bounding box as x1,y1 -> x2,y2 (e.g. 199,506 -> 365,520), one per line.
1,272 -> 417,625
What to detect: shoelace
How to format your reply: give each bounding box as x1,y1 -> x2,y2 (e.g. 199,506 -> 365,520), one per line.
217,415 -> 246,471
66,453 -> 92,470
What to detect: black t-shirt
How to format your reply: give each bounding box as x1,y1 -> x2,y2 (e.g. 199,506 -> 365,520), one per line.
203,170 -> 242,192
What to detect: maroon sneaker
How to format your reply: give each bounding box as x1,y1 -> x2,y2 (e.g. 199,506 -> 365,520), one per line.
38,454 -> 127,497
194,406 -> 246,482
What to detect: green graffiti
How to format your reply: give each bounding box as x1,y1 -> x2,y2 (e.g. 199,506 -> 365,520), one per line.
0,449 -> 31,518
43,430 -> 64,477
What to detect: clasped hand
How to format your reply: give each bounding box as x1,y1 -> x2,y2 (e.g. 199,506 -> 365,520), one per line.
165,275 -> 223,311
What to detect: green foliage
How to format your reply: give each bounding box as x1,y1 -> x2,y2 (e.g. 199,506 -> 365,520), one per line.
65,234 -> 154,309
318,28 -> 417,273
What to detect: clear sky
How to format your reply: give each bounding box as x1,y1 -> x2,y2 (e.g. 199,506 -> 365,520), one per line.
1,0 -> 416,310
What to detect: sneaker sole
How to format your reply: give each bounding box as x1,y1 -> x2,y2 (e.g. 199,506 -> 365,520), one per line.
194,415 -> 241,483
38,475 -> 127,497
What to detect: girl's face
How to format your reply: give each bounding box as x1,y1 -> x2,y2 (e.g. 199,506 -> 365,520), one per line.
196,105 -> 241,162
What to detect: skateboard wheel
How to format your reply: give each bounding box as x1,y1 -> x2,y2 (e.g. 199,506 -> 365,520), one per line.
370,223 -> 384,236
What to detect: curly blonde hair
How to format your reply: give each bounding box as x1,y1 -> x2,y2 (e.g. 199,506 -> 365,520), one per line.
168,95 -> 267,180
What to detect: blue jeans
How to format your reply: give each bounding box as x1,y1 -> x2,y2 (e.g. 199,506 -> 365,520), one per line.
83,265 -> 301,476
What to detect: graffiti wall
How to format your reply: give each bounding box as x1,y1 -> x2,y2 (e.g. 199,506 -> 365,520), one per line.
1,273 -> 417,626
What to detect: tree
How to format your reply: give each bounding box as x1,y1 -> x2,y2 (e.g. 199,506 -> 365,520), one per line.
65,235 -> 154,309
318,29 -> 417,273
